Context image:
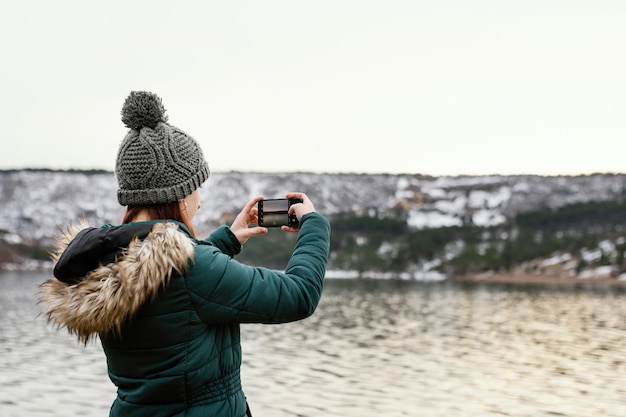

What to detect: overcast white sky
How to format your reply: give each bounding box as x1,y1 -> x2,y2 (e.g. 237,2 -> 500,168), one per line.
1,1 -> 625,176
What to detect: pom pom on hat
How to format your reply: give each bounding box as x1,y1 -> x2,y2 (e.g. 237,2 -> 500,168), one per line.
121,91 -> 168,130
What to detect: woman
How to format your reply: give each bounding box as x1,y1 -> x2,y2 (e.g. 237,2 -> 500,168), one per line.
39,91 -> 331,417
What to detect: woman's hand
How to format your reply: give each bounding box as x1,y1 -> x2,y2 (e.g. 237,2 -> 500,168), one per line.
281,192 -> 316,233
230,196 -> 268,245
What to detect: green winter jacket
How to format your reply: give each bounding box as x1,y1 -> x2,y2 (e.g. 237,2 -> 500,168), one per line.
39,212 -> 331,417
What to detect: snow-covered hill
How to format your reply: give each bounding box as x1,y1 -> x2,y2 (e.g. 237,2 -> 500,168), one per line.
2,170 -> 624,246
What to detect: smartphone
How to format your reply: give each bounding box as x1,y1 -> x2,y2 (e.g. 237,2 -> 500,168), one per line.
258,198 -> 303,227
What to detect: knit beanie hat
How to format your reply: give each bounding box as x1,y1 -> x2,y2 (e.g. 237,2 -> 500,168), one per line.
115,91 -> 210,206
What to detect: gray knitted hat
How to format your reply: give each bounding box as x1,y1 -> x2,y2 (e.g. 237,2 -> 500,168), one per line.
115,91 -> 210,206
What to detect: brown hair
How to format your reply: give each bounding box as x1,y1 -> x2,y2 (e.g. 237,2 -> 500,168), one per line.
122,201 -> 196,236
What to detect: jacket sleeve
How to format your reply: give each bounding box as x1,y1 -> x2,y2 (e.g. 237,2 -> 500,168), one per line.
185,212 -> 331,324
200,224 -> 242,257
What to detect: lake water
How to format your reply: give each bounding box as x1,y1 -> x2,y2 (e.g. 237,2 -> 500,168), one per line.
1,271 -> 625,417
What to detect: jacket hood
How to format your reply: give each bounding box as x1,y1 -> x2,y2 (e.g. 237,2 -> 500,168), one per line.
39,221 -> 195,344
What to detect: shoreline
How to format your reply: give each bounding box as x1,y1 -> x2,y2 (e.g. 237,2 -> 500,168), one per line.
3,265 -> 626,286
452,271 -> 626,286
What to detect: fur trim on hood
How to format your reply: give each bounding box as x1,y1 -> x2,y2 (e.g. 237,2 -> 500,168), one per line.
39,221 -> 195,344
